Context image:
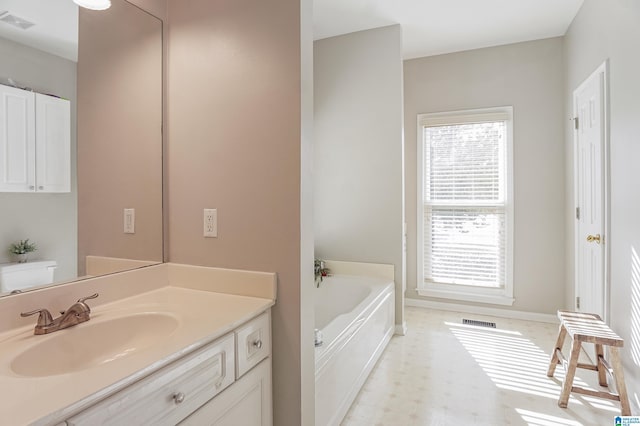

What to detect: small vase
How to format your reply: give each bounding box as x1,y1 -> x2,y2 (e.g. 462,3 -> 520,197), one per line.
15,253 -> 28,263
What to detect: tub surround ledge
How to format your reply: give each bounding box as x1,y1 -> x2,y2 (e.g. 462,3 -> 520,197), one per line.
0,263 -> 276,425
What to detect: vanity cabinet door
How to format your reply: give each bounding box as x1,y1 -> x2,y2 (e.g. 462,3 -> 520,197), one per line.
67,334 -> 235,426
180,358 -> 272,426
0,84 -> 35,192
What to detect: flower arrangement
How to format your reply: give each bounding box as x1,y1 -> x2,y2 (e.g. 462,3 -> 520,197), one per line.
314,259 -> 330,287
8,239 -> 37,263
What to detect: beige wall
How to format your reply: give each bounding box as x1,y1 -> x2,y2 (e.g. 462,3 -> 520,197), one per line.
314,25 -> 405,326
404,38 -> 566,314
564,0 -> 640,411
0,36 -> 77,284
166,0 -> 306,424
77,0 -> 163,275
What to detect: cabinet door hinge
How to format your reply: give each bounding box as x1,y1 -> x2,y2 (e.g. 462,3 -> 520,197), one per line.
574,116 -> 579,130
576,296 -> 581,309
576,207 -> 580,220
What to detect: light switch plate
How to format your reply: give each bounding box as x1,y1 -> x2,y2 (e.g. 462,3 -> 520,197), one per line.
204,208 -> 217,238
124,208 -> 135,234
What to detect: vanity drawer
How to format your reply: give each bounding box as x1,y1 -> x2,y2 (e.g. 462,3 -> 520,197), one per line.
236,311 -> 270,378
67,334 -> 235,426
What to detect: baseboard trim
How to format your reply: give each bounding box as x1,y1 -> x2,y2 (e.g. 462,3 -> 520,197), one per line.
405,298 -> 558,323
394,321 -> 407,336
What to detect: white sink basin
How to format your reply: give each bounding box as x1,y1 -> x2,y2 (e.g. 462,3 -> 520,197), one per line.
11,312 -> 179,377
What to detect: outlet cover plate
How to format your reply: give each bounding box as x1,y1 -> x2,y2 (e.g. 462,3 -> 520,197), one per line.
204,208 -> 217,238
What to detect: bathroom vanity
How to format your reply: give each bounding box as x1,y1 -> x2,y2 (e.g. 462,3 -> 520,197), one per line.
0,263 -> 276,425
66,308 -> 271,426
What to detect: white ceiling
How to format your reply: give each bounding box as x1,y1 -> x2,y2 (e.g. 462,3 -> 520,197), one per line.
0,0 -> 78,62
0,1 -> 585,63
313,0 -> 584,59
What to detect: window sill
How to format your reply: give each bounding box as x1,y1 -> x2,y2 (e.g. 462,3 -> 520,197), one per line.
416,287 -> 515,306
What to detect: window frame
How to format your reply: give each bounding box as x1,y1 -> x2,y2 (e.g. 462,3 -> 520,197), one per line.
416,106 -> 514,306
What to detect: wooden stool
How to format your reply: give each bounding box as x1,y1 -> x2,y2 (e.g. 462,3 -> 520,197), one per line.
547,310 -> 631,415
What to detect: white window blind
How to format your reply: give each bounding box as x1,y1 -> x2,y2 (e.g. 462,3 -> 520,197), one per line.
422,118 -> 508,289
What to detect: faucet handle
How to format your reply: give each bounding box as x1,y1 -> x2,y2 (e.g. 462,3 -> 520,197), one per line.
77,293 -> 99,304
20,309 -> 54,327
76,293 -> 99,314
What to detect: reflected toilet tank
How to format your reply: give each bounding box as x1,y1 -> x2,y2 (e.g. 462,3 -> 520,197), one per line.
0,261 -> 57,293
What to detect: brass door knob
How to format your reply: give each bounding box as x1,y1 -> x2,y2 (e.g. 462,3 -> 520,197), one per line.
586,234 -> 601,244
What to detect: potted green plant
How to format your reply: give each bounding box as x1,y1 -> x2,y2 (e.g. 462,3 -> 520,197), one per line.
8,239 -> 37,263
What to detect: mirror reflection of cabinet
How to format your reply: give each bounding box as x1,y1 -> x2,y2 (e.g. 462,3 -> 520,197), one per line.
0,0 -> 163,296
0,84 -> 70,193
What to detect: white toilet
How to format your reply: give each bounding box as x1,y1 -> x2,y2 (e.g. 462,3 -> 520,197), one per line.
0,261 -> 57,294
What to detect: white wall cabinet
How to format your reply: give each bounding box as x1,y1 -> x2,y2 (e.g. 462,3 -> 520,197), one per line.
65,309 -> 272,426
0,84 -> 34,192
0,84 -> 70,193
35,93 -> 71,193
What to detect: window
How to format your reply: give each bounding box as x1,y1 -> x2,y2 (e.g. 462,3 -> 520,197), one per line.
417,107 -> 514,305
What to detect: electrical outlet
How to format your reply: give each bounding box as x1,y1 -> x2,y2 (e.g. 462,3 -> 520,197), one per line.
204,208 -> 217,238
124,208 -> 135,234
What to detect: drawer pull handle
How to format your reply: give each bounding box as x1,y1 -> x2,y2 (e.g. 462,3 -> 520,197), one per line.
173,392 -> 185,404
253,339 -> 263,349
215,351 -> 226,389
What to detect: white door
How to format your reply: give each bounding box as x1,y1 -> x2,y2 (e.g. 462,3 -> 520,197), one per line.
574,63 -> 607,319
0,84 -> 35,192
35,93 -> 71,193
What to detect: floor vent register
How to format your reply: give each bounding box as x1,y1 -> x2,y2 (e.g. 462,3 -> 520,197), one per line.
462,319 -> 497,328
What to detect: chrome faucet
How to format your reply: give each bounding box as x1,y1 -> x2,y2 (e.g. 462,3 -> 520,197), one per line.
20,293 -> 99,335
314,260 -> 323,288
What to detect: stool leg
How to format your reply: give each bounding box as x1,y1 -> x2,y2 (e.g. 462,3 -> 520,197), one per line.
559,338 -> 581,408
610,347 -> 631,416
595,344 -> 607,387
547,325 -> 567,377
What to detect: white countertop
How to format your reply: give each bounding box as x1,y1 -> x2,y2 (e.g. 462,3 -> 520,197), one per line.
0,286 -> 274,425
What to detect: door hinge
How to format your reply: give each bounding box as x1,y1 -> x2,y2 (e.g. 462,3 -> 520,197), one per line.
576,207 -> 580,220
576,296 -> 581,309
574,116 -> 579,130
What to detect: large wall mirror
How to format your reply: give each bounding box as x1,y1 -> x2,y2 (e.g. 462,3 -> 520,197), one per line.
0,0 -> 163,297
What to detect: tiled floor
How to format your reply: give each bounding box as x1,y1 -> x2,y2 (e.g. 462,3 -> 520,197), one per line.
342,307 -> 622,426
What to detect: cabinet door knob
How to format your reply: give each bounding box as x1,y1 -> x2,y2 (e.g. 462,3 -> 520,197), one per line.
38,186 -> 44,190
253,339 -> 263,349
29,185 -> 35,190
586,234 -> 601,244
173,392 -> 185,404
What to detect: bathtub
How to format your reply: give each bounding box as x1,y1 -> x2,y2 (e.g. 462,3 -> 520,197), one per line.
315,274 -> 395,426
